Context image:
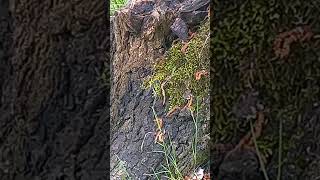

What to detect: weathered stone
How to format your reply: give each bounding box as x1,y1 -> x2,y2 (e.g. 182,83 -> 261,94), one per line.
110,0 -> 208,179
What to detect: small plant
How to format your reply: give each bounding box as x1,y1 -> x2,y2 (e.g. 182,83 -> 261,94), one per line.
146,94 -> 208,179
250,120 -> 270,180
145,102 -> 184,179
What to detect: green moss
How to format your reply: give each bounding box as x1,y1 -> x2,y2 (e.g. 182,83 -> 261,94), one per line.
143,20 -> 210,110
110,0 -> 127,15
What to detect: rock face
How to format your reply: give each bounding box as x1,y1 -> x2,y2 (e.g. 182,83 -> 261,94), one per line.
0,0 -> 209,179
110,0 -> 209,179
0,1 -> 109,179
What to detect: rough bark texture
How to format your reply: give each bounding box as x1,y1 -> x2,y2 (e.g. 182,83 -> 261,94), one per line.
0,1 -> 110,180
110,1 -> 208,179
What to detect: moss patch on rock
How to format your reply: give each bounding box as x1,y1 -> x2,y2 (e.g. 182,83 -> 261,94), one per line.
143,20 -> 210,110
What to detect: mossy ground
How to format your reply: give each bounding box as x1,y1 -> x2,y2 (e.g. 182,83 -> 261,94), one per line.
143,20 -> 210,111
212,0 -> 320,176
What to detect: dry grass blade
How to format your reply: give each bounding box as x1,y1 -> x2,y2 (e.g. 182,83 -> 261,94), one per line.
250,119 -> 270,180
277,116 -> 283,180
161,76 -> 172,105
234,112 -> 266,150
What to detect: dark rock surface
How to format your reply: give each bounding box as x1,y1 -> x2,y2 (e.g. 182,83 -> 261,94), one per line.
0,0 -> 110,179
170,0 -> 210,40
110,0 -> 209,179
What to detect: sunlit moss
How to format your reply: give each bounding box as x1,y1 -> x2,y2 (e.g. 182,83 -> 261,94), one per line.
143,20 -> 210,110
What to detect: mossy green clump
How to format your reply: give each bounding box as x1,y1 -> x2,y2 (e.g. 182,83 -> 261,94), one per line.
143,20 -> 210,110
110,0 -> 127,15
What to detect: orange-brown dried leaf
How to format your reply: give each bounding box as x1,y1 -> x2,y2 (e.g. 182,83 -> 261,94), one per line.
157,132 -> 164,143
183,96 -> 193,109
181,42 -> 189,54
166,106 -> 181,117
189,31 -> 197,39
154,130 -> 165,143
195,70 -> 209,80
273,25 -> 314,59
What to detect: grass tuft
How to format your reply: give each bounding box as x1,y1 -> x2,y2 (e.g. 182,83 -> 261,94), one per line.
148,95 -> 207,179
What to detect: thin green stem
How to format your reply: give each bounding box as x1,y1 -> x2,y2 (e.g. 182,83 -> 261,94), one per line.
277,117 -> 283,180
250,120 -> 270,180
